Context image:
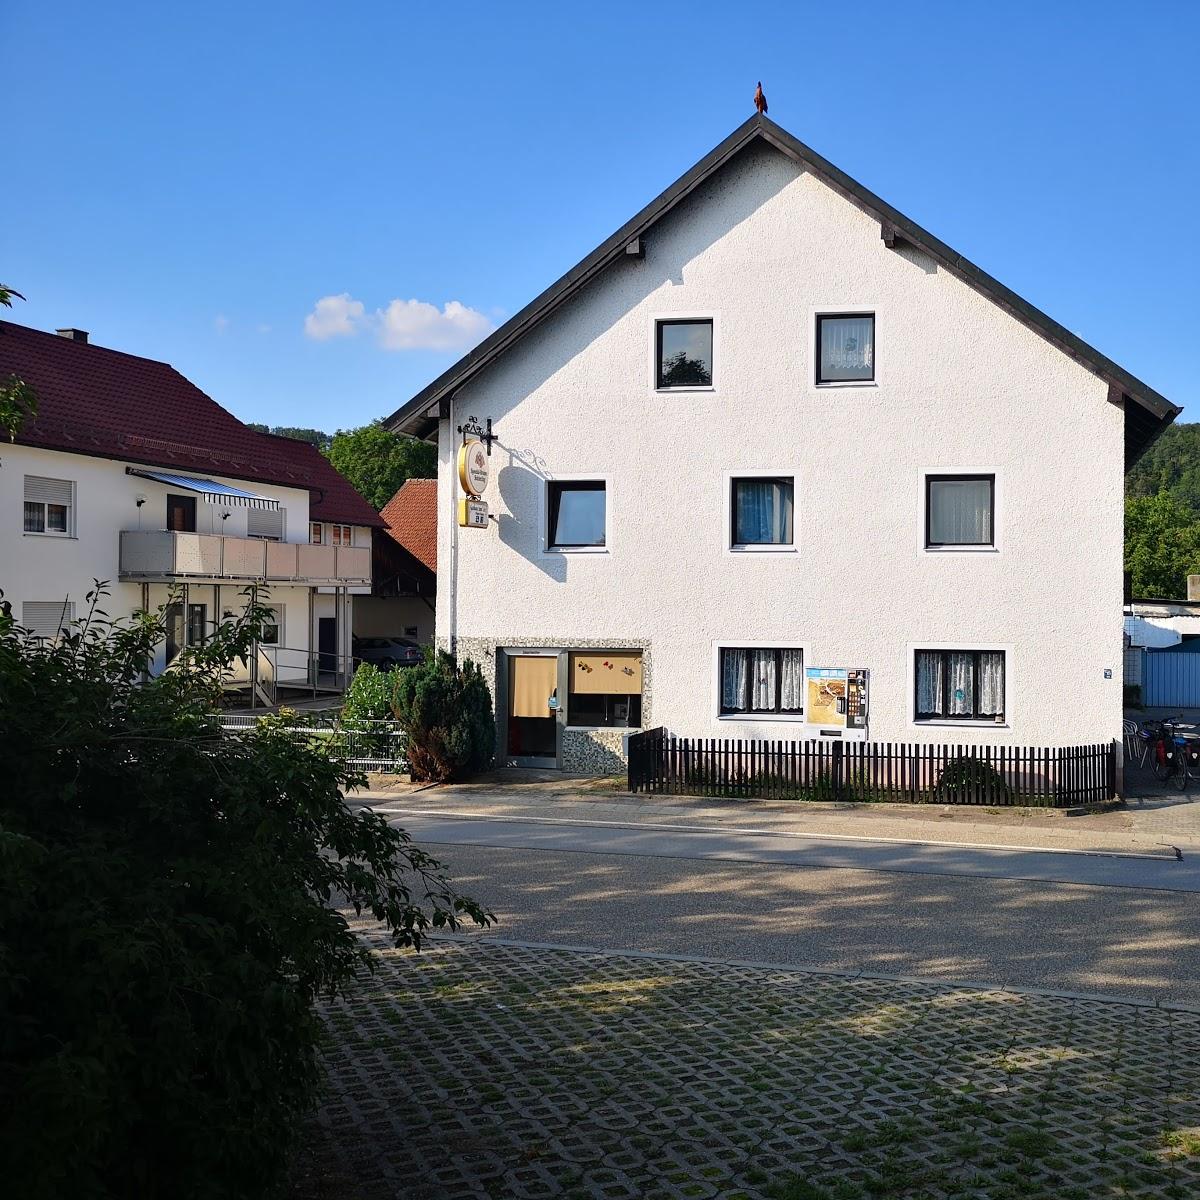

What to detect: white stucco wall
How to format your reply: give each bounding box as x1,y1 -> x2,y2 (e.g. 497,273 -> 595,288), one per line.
436,142 -> 1125,749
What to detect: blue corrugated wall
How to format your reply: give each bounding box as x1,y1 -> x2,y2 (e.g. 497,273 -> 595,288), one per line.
1143,652 -> 1200,707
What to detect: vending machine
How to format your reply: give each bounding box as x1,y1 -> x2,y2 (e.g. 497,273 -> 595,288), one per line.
805,667 -> 869,742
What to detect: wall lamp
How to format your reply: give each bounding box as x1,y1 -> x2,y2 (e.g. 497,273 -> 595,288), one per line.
135,493 -> 147,508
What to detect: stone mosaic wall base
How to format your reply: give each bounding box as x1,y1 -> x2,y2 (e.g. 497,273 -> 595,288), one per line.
451,635 -> 651,771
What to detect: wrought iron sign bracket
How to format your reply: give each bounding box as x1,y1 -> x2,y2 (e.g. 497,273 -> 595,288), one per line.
457,415 -> 497,456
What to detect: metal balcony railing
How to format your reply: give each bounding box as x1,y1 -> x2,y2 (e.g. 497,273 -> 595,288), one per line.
118,530 -> 371,585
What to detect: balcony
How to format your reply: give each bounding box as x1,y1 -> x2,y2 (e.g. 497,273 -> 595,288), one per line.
119,530 -> 371,586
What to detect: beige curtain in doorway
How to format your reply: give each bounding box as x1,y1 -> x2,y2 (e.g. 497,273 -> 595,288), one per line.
510,656 -> 557,718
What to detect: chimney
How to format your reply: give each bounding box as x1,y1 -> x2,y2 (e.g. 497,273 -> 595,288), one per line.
56,327 -> 89,344
1188,576 -> 1200,603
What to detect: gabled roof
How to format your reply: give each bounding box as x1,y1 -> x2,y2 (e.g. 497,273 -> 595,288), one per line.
379,478 -> 437,573
0,320 -> 383,527
385,113 -> 1179,466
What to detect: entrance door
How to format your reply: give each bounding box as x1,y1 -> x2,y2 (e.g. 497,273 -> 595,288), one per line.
318,617 -> 337,674
165,603 -> 206,664
506,654 -> 559,766
167,494 -> 197,532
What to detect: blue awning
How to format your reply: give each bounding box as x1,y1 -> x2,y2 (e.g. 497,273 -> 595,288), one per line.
126,468 -> 279,510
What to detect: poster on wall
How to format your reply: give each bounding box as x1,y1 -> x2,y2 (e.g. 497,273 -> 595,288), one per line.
805,667 -> 869,741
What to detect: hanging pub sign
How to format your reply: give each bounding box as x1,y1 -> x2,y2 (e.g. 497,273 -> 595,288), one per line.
457,498 -> 488,529
805,666 -> 869,741
457,439 -> 490,497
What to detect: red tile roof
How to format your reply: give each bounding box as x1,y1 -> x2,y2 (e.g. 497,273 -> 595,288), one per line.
379,478 -> 437,573
0,320 -> 382,528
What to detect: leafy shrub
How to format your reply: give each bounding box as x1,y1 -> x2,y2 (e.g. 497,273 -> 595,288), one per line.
0,586 -> 491,1200
341,661 -> 398,723
934,754 -> 1011,803
391,649 -> 495,781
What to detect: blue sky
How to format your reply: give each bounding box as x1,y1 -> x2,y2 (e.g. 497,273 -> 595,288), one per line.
6,0 -> 1198,431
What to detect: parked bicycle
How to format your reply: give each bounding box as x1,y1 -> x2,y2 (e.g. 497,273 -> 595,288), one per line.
1139,717 -> 1200,789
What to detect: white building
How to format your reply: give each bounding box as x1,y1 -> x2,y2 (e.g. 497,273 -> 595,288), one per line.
0,322 -> 382,704
386,115 -> 1179,772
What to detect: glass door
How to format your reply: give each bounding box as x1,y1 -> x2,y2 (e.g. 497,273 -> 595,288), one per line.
505,653 -> 559,766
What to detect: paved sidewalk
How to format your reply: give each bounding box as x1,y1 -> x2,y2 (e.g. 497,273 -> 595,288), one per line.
297,932 -> 1200,1200
353,774 -> 1200,856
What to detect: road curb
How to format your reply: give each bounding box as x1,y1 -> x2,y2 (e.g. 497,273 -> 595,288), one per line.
416,932 -> 1200,1016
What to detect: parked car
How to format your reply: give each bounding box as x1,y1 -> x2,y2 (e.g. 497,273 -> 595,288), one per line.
352,636 -> 424,670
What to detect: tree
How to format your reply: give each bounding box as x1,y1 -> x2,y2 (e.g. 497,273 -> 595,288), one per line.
246,423 -> 332,451
326,419 -> 437,510
0,586 -> 491,1199
0,282 -> 37,440
1125,491 -> 1200,599
391,649 -> 495,781
1126,423 -> 1200,517
659,350 -> 711,387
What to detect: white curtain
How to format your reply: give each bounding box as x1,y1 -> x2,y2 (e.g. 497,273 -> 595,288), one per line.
978,652 -> 1004,716
916,651 -> 943,715
948,652 -> 974,716
820,316 -> 874,381
929,479 -> 992,545
750,649 -> 776,710
780,649 -> 803,710
735,479 -> 793,545
721,648 -> 748,711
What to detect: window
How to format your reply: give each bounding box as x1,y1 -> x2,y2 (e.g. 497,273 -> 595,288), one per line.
915,649 -> 1005,722
23,476 -> 74,535
816,313 -> 874,383
310,521 -> 324,544
731,476 -> 794,547
720,647 -> 804,716
247,507 -> 284,540
261,607 -> 281,645
164,603 -> 207,663
21,600 -> 75,639
926,475 -> 994,548
548,481 -> 606,549
656,319 -> 713,388
330,524 -> 353,546
568,651 -> 642,728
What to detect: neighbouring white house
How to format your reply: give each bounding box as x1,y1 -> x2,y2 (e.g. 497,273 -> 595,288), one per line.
386,114 -> 1179,773
0,321 -> 383,705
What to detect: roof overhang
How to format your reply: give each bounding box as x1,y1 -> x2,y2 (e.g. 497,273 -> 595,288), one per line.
383,114 -> 1180,461
126,467 -> 279,509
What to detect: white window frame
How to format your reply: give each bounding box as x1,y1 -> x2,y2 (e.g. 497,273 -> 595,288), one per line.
565,648 -> 645,732
724,468 -> 799,554
650,312 -> 718,395
310,521 -> 324,545
811,308 -> 879,390
540,473 -> 611,556
712,640 -> 809,723
23,477 -> 76,538
906,641 -> 1012,731
261,606 -> 284,646
330,523 -> 354,546
918,468 -> 1002,555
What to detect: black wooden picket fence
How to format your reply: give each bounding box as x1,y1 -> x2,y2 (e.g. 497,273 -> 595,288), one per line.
627,727 -> 1116,808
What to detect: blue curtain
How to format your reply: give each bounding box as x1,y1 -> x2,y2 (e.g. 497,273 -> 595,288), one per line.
735,479 -> 793,545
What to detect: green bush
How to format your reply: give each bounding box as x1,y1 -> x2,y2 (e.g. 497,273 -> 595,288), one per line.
0,586 -> 491,1200
934,754 -> 1011,803
391,649 -> 495,781
341,661 -> 398,723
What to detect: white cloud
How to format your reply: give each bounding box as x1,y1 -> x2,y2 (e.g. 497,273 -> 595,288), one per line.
303,293 -> 494,351
304,293 -> 365,340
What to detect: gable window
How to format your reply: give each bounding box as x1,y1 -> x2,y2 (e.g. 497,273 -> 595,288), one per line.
568,651 -> 642,729
656,319 -> 713,389
732,476 -> 794,548
548,481 -> 606,549
817,313 -> 874,383
720,647 -> 804,716
24,476 -> 74,535
310,521 -> 324,544
915,649 -> 1005,722
926,475 -> 994,548
330,524 -> 353,546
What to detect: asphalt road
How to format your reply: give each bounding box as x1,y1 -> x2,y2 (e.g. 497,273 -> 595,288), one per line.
378,809 -> 1200,1007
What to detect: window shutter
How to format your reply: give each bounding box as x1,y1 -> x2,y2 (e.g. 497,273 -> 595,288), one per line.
22,600 -> 76,638
247,507 -> 284,539
24,476 -> 74,505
